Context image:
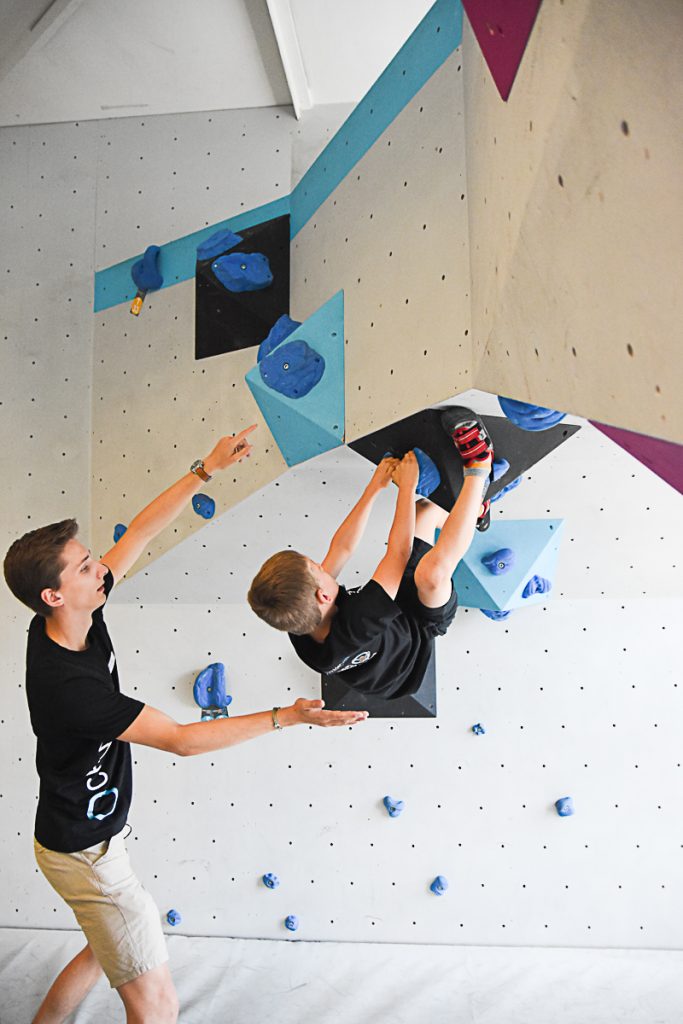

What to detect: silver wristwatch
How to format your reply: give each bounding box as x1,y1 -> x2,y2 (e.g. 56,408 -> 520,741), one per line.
190,459 -> 212,482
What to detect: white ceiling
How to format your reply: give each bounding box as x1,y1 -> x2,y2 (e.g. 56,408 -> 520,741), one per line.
0,0 -> 433,127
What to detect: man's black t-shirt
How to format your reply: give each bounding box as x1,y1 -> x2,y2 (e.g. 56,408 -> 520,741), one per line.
26,570 -> 144,853
290,580 -> 433,699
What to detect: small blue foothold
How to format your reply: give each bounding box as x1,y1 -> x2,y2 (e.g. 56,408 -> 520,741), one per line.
166,909 -> 182,926
284,914 -> 299,931
131,245 -> 163,292
490,475 -> 523,503
263,873 -> 280,889
192,493 -> 215,519
472,723 -> 486,735
414,448 -> 441,498
430,875 -> 448,896
193,663 -> 229,710
383,795 -> 405,818
259,339 -> 325,399
492,457 -> 510,482
113,523 -> 127,543
522,575 -> 552,599
498,397 -> 566,431
257,314 -> 301,362
211,252 -> 273,292
481,608 -> 512,621
555,796 -> 574,816
196,228 -> 243,262
481,547 -> 515,575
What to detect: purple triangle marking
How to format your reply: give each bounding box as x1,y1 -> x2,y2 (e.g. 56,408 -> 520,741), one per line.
462,0 -> 543,101
591,421 -> 683,496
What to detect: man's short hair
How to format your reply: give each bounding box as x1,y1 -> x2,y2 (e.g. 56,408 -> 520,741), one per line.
248,550 -> 322,635
3,519 -> 79,617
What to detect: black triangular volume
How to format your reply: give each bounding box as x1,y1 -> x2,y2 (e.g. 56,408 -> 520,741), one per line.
321,647 -> 437,719
349,405 -> 580,512
195,215 -> 290,359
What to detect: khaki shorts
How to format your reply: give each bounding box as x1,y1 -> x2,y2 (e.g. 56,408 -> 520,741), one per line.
34,829 -> 168,989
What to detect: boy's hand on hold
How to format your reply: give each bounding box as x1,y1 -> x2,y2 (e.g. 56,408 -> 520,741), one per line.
205,424 -> 258,473
369,456 -> 399,494
285,698 -> 369,728
393,450 -> 419,492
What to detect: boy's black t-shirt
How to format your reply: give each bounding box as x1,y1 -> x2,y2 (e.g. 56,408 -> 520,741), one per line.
289,580 -> 433,699
26,570 -> 144,853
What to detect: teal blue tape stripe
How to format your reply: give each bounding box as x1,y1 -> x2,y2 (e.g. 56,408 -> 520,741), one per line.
93,196 -> 290,312
290,0 -> 462,239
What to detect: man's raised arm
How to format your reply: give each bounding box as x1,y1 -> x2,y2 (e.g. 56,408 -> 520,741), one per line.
101,425 -> 257,584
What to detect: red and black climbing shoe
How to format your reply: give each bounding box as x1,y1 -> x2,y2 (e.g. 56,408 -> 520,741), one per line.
440,406 -> 494,532
440,406 -> 494,464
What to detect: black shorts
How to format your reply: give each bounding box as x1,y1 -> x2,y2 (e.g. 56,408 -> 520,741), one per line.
395,537 -> 458,638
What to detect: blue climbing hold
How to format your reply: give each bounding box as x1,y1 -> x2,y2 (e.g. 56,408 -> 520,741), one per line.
211,252 -> 273,292
481,608 -> 512,621
522,575 -> 552,599
383,796 -> 405,818
430,875 -> 449,896
262,873 -> 280,889
555,796 -> 574,817
193,663 -> 228,710
196,228 -> 243,262
414,448 -> 441,498
257,314 -> 301,362
166,909 -> 182,926
472,723 -> 486,735
284,915 -> 299,932
131,245 -> 163,292
492,457 -> 510,482
491,475 -> 523,503
481,548 -> 515,576
498,397 -> 566,431
259,339 -> 325,399
192,493 -> 215,519
113,523 -> 127,543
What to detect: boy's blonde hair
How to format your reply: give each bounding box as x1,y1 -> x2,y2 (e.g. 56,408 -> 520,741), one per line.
248,550 -> 322,635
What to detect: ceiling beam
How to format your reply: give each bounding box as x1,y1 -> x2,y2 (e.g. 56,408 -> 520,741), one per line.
0,0 -> 87,86
265,0 -> 312,119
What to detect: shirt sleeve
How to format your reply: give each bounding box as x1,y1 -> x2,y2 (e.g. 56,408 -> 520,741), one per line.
49,676 -> 144,741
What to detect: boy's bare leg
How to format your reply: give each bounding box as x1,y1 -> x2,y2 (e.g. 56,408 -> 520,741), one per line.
414,459 -> 490,608
414,498 -> 448,544
118,963 -> 179,1024
32,944 -> 103,1024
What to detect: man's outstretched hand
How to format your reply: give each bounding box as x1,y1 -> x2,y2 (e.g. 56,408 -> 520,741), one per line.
283,698 -> 369,728
205,424 -> 258,473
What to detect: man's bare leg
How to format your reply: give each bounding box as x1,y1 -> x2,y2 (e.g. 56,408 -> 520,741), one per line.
414,456 -> 491,608
118,963 -> 179,1024
32,944 -> 103,1024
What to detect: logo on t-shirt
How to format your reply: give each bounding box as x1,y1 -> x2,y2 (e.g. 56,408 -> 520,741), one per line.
331,650 -> 377,673
85,740 -> 119,821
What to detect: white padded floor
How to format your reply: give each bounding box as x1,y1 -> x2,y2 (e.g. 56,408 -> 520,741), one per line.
2,929 -> 682,1024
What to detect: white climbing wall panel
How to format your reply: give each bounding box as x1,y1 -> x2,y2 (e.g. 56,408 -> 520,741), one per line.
7,385 -> 680,947
90,107 -> 294,565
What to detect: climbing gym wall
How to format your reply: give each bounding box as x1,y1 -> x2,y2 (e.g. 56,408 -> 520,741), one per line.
290,0 -> 472,441
462,0 -> 683,441
0,123 -> 98,914
20,389 -> 676,949
90,107 -> 294,565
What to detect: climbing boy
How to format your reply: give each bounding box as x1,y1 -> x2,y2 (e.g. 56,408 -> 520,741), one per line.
248,408 -> 494,700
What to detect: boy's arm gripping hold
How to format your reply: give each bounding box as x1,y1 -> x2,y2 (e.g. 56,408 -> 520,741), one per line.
371,452 -> 419,599
321,457 -> 397,578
